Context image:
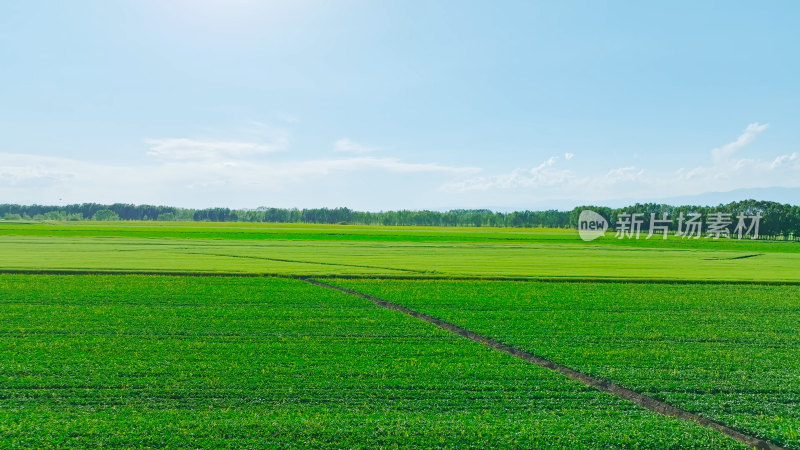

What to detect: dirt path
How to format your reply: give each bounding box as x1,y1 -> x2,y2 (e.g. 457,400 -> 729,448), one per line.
306,278 -> 785,450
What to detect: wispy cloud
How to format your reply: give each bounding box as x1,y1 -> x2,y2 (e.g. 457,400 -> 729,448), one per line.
3,123 -> 797,209
770,152 -> 799,169
613,122 -> 800,198
443,122 -> 799,204
679,122 -> 778,184
333,138 -> 378,154
0,154 -> 78,187
605,166 -> 645,183
444,156 -> 572,191
145,137 -> 288,160
0,147 -> 480,206
303,157 -> 479,175
0,153 -> 150,206
711,122 -> 768,164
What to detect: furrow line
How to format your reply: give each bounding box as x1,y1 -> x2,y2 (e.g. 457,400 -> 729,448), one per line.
181,251 -> 436,275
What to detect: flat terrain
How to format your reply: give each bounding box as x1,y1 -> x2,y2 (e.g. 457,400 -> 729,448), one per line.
331,279 -> 800,448
0,275 -> 738,448
0,222 -> 798,281
0,221 -> 797,447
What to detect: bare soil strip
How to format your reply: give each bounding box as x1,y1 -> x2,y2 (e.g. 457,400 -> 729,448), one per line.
306,279 -> 785,450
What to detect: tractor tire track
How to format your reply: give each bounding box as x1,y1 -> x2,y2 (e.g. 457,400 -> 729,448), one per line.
306,278 -> 785,450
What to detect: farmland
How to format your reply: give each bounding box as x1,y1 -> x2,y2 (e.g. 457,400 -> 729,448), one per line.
0,221 -> 798,447
330,280 -> 800,448
1,275 -> 741,448
0,222 -> 799,281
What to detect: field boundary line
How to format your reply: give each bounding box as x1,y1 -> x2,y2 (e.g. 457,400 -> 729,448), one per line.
181,251 -> 439,275
0,269 -> 799,286
306,279 -> 785,450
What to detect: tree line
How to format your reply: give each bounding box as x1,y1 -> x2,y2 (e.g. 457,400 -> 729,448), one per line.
1,200 -> 798,239
0,203 -> 570,228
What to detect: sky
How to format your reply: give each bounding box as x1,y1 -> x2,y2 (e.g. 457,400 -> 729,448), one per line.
1,1 -> 799,211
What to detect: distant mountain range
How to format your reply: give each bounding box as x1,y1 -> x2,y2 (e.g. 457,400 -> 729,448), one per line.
465,187 -> 800,213
614,186 -> 800,209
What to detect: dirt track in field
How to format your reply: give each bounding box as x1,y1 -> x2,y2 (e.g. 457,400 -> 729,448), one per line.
306,278 -> 786,450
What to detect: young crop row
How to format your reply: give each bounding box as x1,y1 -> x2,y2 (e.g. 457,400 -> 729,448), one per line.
0,275 -> 743,447
330,279 -> 800,448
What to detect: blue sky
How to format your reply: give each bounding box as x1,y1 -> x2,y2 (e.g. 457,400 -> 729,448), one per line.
1,1 -> 799,210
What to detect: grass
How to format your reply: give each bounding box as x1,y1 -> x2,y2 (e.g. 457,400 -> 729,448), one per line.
329,279 -> 800,448
0,275 -> 742,448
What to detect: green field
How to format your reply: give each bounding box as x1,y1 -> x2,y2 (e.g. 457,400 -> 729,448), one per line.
1,221 -> 798,448
330,280 -> 800,448
1,275 -> 741,448
0,222 -> 798,281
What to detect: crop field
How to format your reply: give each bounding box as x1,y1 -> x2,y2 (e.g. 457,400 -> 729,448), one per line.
0,221 -> 798,448
0,275 -> 740,448
0,222 -> 799,281
329,280 -> 800,448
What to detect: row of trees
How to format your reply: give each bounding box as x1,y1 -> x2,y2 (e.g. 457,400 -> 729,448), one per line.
0,203 -> 188,222
1,200 -> 798,239
234,208 -> 570,228
0,204 -> 572,228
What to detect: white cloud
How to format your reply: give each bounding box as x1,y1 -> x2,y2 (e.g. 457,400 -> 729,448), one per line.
0,153 -> 154,206
316,157 -> 479,174
677,122 -> 788,186
444,156 -> 573,191
711,122 -> 768,164
0,148 -> 480,207
145,137 -> 288,160
441,122 -> 799,205
600,123 -> 799,199
605,166 -> 645,183
770,152 -> 799,169
3,123 -> 797,209
0,153 -> 118,186
333,138 -> 378,154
